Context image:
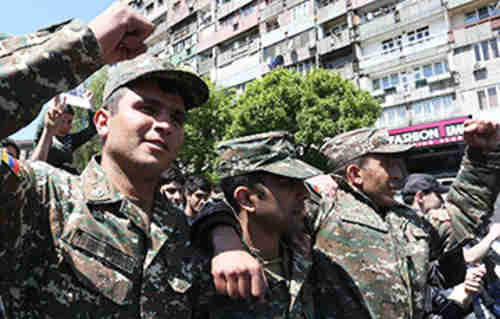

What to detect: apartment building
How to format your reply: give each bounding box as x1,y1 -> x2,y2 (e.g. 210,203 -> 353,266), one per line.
125,0 -> 500,176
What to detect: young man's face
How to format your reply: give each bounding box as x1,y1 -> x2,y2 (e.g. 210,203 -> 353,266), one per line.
95,80 -> 186,177
185,188 -> 210,215
420,191 -> 444,213
253,174 -> 309,235
358,154 -> 406,208
161,181 -> 185,207
56,113 -> 74,137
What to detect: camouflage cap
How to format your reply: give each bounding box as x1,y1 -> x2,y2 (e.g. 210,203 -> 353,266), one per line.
320,128 -> 413,171
216,131 -> 322,180
103,53 -> 209,110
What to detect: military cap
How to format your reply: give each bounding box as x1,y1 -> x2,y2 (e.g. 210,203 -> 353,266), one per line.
320,128 -> 413,170
402,173 -> 449,196
103,53 -> 209,110
216,131 -> 322,180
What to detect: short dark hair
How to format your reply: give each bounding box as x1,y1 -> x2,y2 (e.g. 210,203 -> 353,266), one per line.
219,172 -> 267,211
63,104 -> 74,115
185,175 -> 212,195
332,156 -> 369,177
160,167 -> 186,186
1,138 -> 20,157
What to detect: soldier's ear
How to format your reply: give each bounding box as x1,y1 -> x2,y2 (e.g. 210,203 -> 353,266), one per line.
94,108 -> 110,139
346,164 -> 362,186
234,186 -> 256,213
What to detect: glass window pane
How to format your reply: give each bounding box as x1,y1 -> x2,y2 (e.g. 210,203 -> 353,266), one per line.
391,74 -> 399,86
465,11 -> 477,24
423,64 -> 433,77
474,44 -> 482,61
488,87 -> 498,108
478,6 -> 489,20
491,39 -> 500,58
373,79 -> 381,91
432,97 -> 441,114
478,90 -> 487,110
481,41 -> 490,61
434,62 -> 443,75
383,77 -> 390,88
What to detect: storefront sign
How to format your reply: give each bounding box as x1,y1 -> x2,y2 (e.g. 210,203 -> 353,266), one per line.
388,116 -> 470,147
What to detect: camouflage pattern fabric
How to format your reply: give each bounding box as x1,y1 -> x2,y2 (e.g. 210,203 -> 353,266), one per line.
104,53 -> 209,110
308,144 -> 500,319
0,19 -> 103,138
0,154 -> 213,318
320,128 -> 413,171
216,131 -> 322,179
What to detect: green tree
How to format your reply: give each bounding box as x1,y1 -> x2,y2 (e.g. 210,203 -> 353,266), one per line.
178,79 -> 234,181
226,68 -> 381,170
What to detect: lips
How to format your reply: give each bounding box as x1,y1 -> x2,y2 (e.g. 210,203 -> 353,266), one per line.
146,139 -> 168,151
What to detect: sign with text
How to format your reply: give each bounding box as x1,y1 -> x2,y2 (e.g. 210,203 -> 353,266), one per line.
388,116 -> 470,147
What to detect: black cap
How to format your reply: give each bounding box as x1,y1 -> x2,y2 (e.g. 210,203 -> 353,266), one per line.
402,173 -> 449,195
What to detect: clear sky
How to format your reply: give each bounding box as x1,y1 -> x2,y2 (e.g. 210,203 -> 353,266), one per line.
4,0 -> 116,141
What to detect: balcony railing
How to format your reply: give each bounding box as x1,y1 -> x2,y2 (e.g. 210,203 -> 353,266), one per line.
447,0 -> 476,10
217,0 -> 254,19
217,41 -> 260,66
261,0 -> 284,21
358,0 -> 443,40
172,23 -> 196,43
317,0 -> 348,24
453,22 -> 494,47
318,29 -> 351,55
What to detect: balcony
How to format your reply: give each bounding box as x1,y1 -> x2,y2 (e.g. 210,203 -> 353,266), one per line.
447,0 -> 476,10
360,32 -> 448,72
198,58 -> 215,74
317,0 -> 348,24
318,29 -> 351,55
217,0 -> 255,19
286,0 -> 304,9
352,0 -> 377,10
217,40 -> 260,66
358,0 -> 443,41
147,20 -> 170,44
453,22 -> 494,47
171,23 -> 197,43
261,0 -> 285,21
381,85 -> 455,108
328,62 -> 356,79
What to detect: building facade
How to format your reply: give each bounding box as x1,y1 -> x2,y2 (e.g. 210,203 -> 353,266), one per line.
124,0 -> 500,177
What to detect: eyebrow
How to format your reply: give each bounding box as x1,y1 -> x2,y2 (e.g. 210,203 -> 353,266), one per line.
141,97 -> 187,115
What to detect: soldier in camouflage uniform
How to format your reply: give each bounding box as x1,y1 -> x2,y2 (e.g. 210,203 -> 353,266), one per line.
305,124 -> 500,319
194,123 -> 500,319
0,3 -> 259,318
193,131 -> 372,319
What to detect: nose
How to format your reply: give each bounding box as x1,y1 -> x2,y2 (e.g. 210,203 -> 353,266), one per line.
173,191 -> 182,202
154,110 -> 175,132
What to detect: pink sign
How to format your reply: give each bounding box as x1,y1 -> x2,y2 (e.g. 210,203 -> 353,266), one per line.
388,116 -> 470,147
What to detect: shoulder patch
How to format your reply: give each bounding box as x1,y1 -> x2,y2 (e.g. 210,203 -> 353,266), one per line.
2,149 -> 19,175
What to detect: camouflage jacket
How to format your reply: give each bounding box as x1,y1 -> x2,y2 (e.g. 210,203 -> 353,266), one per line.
0,155 -> 208,318
193,197 -> 372,319
310,146 -> 500,319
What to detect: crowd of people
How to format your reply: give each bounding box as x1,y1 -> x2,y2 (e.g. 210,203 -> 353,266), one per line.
1,2 -> 500,319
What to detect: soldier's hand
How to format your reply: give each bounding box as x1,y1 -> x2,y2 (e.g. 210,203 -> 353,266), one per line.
488,223 -> 500,240
464,264 -> 486,294
45,95 -> 66,134
463,119 -> 500,152
88,3 -> 154,64
211,250 -> 268,301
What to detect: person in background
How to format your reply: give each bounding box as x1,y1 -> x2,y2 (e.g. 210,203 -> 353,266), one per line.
30,90 -> 97,174
185,175 -> 212,220
159,166 -> 186,209
1,138 -> 20,159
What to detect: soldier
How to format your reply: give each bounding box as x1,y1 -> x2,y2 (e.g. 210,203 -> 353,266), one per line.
194,123 -> 500,319
194,131 -> 371,318
0,3 -> 267,318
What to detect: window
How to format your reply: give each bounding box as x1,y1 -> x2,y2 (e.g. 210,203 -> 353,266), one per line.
423,64 -> 433,77
490,39 -> 500,58
416,27 -> 430,40
146,3 -> 154,15
474,68 -> 487,80
478,90 -> 487,110
373,79 -> 381,90
478,6 -> 489,20
391,74 -> 399,86
382,76 -> 390,89
488,87 -> 498,108
266,19 -> 280,32
465,11 -> 477,24
481,41 -> 490,61
434,62 -> 444,75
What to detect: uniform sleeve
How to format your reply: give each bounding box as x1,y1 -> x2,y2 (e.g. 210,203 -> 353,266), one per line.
446,145 -> 500,244
0,19 -> 104,138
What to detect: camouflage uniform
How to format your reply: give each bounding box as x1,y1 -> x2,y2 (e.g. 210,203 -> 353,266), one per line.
194,132 -> 372,319
0,21 -> 212,318
309,128 -> 500,319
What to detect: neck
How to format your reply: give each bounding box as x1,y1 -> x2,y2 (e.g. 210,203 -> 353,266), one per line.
100,155 -> 158,213
239,211 -> 281,261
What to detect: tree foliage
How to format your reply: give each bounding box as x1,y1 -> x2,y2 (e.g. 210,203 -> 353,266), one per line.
226,68 -> 381,170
